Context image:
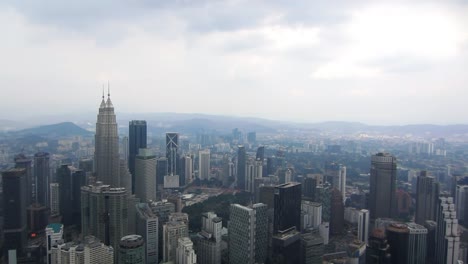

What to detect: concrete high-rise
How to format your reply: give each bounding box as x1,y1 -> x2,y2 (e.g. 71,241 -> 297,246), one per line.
386,223 -> 427,264
198,149 -> 210,180
81,183 -> 128,252
135,148 -> 157,202
34,152 -> 50,206
228,203 -> 268,264
325,163 -> 346,202
302,201 -> 322,230
156,157 -> 168,187
415,171 -> 439,225
330,188 -> 344,235
50,236 -> 113,264
2,168 -> 28,257
179,156 -> 193,186
237,145 -> 246,190
119,235 -> 145,264
94,91 -> 121,188
162,220 -> 188,263
366,228 -> 392,263
45,223 -> 63,264
369,153 -> 397,220
57,165 -> 85,226
434,197 -> 460,264
166,132 -> 179,176
456,185 -> 468,225
300,230 -> 324,264
129,120 -> 147,193
176,237 -> 197,264
358,209 -> 370,244
14,154 -> 33,205
135,203 -> 159,264
197,212 -> 222,264
49,183 -> 60,215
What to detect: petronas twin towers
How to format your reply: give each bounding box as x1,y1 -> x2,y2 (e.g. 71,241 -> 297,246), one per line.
94,90 -> 131,190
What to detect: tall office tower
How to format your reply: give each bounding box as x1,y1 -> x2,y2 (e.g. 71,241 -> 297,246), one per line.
247,132 -> 256,144
315,184 -> 331,222
134,149 -> 157,202
176,237 -> 197,264
122,136 -> 129,163
45,223 -> 63,264
434,197 -> 460,264
358,209 -> 370,244
81,183 -> 128,252
302,201 -> 322,230
258,185 -> 275,209
386,223 -> 427,264
57,165 -> 85,226
166,132 -> 179,176
415,171 -> 440,225
246,161 -> 255,193
237,145 -> 246,190
300,230 -> 324,264
27,203 -> 49,233
456,185 -> 468,225
198,149 -> 211,180
162,220 -> 188,263
51,236 -> 114,264
150,200 -> 175,262
129,121 -> 147,191
366,228 -> 392,263
2,168 -> 27,256
330,188 -> 344,235
156,157 -> 168,187
94,91 -> 121,188
274,182 -> 302,233
424,220 -> 437,264
266,157 -> 276,175
119,235 -> 145,264
180,156 -> 193,186
229,203 -> 268,264
303,177 -> 317,201
256,146 -> 265,161
49,183 -> 60,215
197,212 -> 222,264
34,152 -> 50,206
14,154 -> 33,205
135,203 -> 159,264
325,163 -> 346,202
369,153 -> 397,221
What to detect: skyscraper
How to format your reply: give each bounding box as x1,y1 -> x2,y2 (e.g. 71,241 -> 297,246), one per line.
14,154 -> 33,205
415,171 -> 439,225
45,223 -> 63,264
434,197 -> 460,264
81,183 -> 128,252
49,183 -> 60,215
162,220 -> 188,263
156,157 -> 168,187
129,120 -> 147,193
369,153 -> 397,221
34,152 -> 50,206
274,182 -> 302,234
228,203 -> 268,264
198,149 -> 210,180
325,163 -> 346,202
119,235 -> 145,264
330,188 -> 344,235
366,228 -> 392,264
237,145 -> 246,190
166,132 -> 179,176
456,185 -> 468,225
358,209 -> 370,244
300,230 -> 324,264
176,237 -> 197,264
57,165 -> 85,226
179,156 -> 193,186
197,212 -> 222,264
134,148 -> 157,202
386,223 -> 427,264
94,91 -> 121,188
135,203 -> 159,264
2,168 -> 28,256
256,146 -> 265,161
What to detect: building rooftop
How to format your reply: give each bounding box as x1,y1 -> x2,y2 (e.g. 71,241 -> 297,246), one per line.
46,223 -> 63,233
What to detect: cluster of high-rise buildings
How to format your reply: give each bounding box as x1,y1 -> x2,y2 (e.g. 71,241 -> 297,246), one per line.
1,92 -> 467,264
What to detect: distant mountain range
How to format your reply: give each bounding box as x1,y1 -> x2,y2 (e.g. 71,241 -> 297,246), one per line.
1,113 -> 468,139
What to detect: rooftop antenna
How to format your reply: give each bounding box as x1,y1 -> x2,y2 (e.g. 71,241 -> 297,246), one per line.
107,81 -> 110,97
102,84 -> 105,99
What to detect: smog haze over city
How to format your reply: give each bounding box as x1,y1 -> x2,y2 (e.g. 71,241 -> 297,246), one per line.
0,0 -> 467,125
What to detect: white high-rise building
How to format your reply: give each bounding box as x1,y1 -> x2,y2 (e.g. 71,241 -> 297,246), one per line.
135,148 -> 157,202
49,183 -> 60,215
246,162 -> 255,193
302,201 -> 322,230
197,212 -> 222,264
358,209 -> 370,244
163,220 -> 189,263
45,223 -> 63,264
184,156 -> 193,184
435,197 -> 460,264
176,237 -> 196,264
198,150 -> 210,180
50,236 -> 113,264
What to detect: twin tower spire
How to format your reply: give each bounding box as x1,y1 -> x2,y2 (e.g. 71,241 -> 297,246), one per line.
100,82 -> 113,109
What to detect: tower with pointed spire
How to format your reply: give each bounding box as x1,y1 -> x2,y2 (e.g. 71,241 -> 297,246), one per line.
94,85 -> 121,187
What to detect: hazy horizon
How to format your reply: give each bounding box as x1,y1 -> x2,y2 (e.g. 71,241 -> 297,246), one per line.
1,0 -> 467,125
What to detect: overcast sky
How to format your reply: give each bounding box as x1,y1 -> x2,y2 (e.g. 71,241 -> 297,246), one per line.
1,0 -> 467,125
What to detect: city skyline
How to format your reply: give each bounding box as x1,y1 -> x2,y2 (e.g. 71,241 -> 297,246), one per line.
0,1 -> 467,125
